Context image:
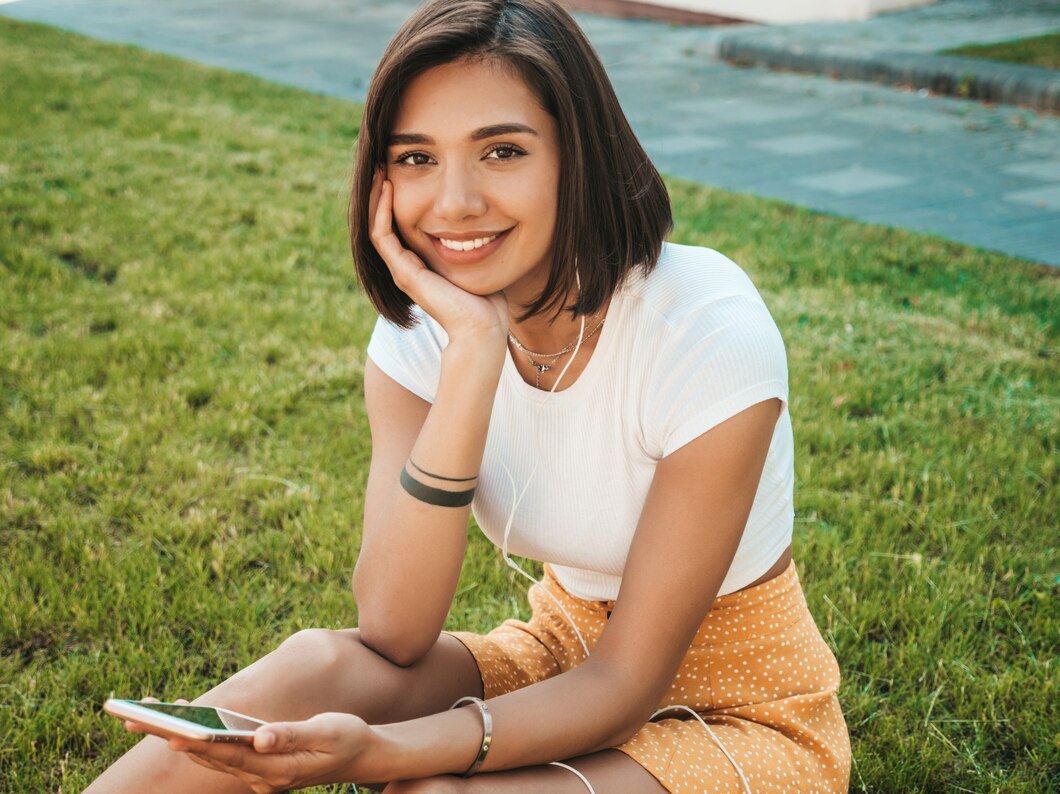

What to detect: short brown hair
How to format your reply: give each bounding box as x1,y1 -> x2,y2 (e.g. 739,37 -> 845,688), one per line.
349,0 -> 672,327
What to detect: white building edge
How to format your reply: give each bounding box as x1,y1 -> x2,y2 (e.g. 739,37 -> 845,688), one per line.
638,0 -> 936,24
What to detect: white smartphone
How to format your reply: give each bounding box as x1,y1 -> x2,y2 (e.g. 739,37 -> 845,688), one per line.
103,698 -> 266,743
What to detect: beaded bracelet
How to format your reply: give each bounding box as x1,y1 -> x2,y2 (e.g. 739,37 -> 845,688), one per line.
450,696 -> 493,776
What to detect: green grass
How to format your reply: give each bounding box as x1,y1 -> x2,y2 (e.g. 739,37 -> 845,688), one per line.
944,31 -> 1060,70
1,17 -> 1057,793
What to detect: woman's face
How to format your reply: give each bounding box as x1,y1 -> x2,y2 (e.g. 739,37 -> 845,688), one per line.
386,57 -> 561,304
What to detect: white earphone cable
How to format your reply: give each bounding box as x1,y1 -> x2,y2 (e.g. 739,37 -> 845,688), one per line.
500,308 -> 592,660
495,280 -> 749,792
548,761 -> 597,793
650,705 -> 752,794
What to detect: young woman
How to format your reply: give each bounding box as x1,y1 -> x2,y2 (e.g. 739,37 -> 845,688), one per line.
89,1 -> 850,791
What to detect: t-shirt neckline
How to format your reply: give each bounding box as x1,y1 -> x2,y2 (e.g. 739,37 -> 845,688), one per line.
502,290 -> 626,404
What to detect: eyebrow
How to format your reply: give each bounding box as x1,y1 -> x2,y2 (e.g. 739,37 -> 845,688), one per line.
389,123 -> 539,146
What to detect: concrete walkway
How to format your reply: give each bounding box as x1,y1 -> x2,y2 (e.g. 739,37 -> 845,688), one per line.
718,0 -> 1060,111
3,0 -> 1058,266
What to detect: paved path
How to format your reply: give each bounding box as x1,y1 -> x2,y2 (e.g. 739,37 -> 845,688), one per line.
717,0 -> 1060,111
4,0 -> 1058,266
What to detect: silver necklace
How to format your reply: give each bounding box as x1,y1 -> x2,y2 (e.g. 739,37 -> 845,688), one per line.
508,313 -> 607,388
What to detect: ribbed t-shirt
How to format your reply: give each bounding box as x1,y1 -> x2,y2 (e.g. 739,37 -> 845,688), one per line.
366,242 -> 794,600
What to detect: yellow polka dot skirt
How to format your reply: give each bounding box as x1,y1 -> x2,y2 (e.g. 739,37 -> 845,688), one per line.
449,562 -> 851,792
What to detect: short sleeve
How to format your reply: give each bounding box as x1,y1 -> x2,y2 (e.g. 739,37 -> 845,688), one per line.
644,294 -> 788,458
365,310 -> 447,403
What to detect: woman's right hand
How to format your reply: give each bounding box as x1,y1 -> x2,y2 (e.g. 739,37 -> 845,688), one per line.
369,169 -> 508,350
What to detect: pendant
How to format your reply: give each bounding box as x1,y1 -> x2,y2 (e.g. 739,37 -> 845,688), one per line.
529,359 -> 550,389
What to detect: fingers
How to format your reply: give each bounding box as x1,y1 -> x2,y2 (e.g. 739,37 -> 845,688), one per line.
175,738 -> 297,793
370,177 -> 404,260
367,167 -> 382,236
369,167 -> 390,243
179,746 -> 229,775
254,721 -> 299,753
369,177 -> 430,297
369,175 -> 407,263
170,737 -> 248,770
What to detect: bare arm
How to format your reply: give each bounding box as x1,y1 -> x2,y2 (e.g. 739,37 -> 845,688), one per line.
351,397 -> 783,781
161,399 -> 784,789
354,350 -> 501,665
352,173 -> 509,665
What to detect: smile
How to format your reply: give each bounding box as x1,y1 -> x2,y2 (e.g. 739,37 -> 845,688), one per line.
428,229 -> 512,265
438,234 -> 500,251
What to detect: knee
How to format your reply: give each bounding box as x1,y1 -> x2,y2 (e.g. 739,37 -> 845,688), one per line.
274,627 -> 419,689
273,627 -> 382,680
383,777 -> 465,794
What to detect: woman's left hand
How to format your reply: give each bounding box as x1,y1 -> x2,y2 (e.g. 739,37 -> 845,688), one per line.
169,712 -> 373,794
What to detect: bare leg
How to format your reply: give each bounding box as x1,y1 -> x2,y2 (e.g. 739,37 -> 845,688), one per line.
86,629 -> 482,794
382,749 -> 667,793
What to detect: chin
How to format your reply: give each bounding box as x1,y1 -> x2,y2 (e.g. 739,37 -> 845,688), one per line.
441,271 -> 501,297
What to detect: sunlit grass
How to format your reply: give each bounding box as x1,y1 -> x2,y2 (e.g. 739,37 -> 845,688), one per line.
1,17 -> 1057,793
945,31 -> 1060,69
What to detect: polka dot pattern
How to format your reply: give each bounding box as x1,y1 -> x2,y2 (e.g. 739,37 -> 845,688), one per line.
449,562 -> 851,793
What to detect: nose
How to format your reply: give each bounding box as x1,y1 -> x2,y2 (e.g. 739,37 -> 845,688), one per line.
433,162 -> 487,221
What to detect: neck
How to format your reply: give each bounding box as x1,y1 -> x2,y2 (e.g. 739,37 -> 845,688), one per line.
505,296 -> 613,391
507,303 -> 603,355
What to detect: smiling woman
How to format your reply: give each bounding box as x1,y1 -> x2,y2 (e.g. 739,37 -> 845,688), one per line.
383,59 -> 562,304
349,1 -> 672,332
87,1 -> 850,792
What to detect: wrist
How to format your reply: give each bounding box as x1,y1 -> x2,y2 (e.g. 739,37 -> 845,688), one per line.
348,723 -> 397,785
353,708 -> 485,784
441,335 -> 506,378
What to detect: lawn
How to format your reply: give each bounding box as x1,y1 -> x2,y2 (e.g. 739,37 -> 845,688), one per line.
1,17 -> 1057,794
945,31 -> 1060,70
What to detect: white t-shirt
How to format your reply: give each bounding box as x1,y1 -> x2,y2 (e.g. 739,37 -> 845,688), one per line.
367,242 -> 793,600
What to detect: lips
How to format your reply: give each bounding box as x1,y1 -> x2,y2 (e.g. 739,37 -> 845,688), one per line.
427,228 -> 511,264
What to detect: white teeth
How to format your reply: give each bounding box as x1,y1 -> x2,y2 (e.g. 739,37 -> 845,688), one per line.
439,233 -> 500,251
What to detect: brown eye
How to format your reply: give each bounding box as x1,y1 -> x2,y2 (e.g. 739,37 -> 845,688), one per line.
394,151 -> 433,166
485,144 -> 525,161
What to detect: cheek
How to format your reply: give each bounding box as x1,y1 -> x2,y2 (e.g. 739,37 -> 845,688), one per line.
530,165 -> 560,223
529,180 -> 559,238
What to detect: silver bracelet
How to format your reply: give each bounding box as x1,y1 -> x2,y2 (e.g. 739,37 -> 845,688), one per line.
450,696 -> 492,776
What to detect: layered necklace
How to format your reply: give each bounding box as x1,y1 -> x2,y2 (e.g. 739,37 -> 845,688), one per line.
507,312 -> 607,388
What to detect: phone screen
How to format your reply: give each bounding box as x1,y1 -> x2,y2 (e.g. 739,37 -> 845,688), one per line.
129,702 -> 262,731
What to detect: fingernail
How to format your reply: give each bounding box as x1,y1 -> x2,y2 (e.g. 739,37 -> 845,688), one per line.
257,731 -> 275,750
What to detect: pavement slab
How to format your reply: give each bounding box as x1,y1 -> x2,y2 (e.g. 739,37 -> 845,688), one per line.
717,0 -> 1060,111
2,0 -> 1058,266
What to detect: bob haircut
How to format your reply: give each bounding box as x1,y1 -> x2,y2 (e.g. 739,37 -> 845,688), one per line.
349,0 -> 673,327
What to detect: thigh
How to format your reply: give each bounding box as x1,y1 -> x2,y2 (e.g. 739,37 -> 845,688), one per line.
551,749 -> 669,793
617,707 -> 848,794
211,628 -> 483,724
85,630 -> 482,794
384,749 -> 667,793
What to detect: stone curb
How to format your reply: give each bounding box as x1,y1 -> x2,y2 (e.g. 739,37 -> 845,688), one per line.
718,37 -> 1060,113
